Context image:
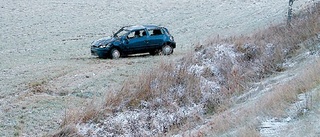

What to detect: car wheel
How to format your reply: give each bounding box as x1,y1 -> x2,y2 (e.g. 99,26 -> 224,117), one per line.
110,48 -> 121,59
162,45 -> 173,55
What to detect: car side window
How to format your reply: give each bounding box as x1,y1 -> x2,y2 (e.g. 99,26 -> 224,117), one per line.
127,31 -> 137,39
148,29 -> 163,36
127,30 -> 146,39
141,31 -> 147,37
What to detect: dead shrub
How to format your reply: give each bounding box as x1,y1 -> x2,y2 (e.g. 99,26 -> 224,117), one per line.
51,124 -> 82,137
80,103 -> 103,123
61,109 -> 79,127
61,99 -> 105,128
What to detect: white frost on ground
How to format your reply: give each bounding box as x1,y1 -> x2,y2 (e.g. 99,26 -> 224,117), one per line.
77,104 -> 204,136
260,118 -> 292,137
260,84 -> 320,137
1,0 -> 319,136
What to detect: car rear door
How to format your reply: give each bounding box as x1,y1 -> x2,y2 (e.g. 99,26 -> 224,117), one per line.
146,28 -> 165,50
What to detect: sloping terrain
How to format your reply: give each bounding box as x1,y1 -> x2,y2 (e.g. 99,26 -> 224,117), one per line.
185,45 -> 320,137
0,0 -> 319,136
72,3 -> 320,135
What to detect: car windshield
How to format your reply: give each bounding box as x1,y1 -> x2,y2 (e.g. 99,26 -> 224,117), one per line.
113,28 -> 129,38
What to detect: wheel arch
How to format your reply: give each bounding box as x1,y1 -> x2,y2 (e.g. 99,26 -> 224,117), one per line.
109,46 -> 122,59
164,41 -> 176,48
109,45 -> 122,54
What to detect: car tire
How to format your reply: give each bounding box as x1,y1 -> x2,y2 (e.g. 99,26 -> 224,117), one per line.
162,45 -> 173,55
110,48 -> 121,59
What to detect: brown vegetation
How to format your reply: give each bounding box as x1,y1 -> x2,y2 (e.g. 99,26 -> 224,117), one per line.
56,2 -> 320,136
51,124 -> 82,137
261,58 -> 320,117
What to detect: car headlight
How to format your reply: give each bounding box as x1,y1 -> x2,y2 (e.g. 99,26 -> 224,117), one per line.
98,43 -> 111,48
170,36 -> 174,41
98,44 -> 106,48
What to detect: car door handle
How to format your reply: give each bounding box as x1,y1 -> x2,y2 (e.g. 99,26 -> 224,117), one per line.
144,40 -> 149,43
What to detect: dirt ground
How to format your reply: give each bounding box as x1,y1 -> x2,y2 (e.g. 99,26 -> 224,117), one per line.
0,0 -> 317,136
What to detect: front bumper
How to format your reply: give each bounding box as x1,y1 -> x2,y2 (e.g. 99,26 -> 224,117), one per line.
91,47 -> 111,58
171,41 -> 176,49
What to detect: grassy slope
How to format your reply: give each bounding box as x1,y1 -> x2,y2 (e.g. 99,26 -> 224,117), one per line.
54,2 -> 320,137
189,3 -> 320,136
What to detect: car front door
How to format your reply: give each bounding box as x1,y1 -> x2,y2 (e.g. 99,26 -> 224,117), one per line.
124,30 -> 148,53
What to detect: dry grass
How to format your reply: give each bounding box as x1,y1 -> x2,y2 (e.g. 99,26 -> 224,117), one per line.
50,124 -> 82,137
28,79 -> 48,93
261,58 -> 320,117
236,125 -> 261,137
202,105 -> 260,136
61,98 -> 105,127
59,2 -> 320,136
223,2 -> 318,93
315,86 -> 320,102
185,3 -> 320,136
200,58 -> 320,136
100,59 -> 204,111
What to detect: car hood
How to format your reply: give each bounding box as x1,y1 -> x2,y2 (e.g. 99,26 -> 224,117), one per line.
92,36 -> 115,46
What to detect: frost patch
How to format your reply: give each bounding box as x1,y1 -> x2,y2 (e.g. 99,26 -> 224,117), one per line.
260,118 -> 290,136
77,105 -> 204,136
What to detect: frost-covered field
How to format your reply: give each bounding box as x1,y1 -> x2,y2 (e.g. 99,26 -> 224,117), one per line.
0,0 -> 317,136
